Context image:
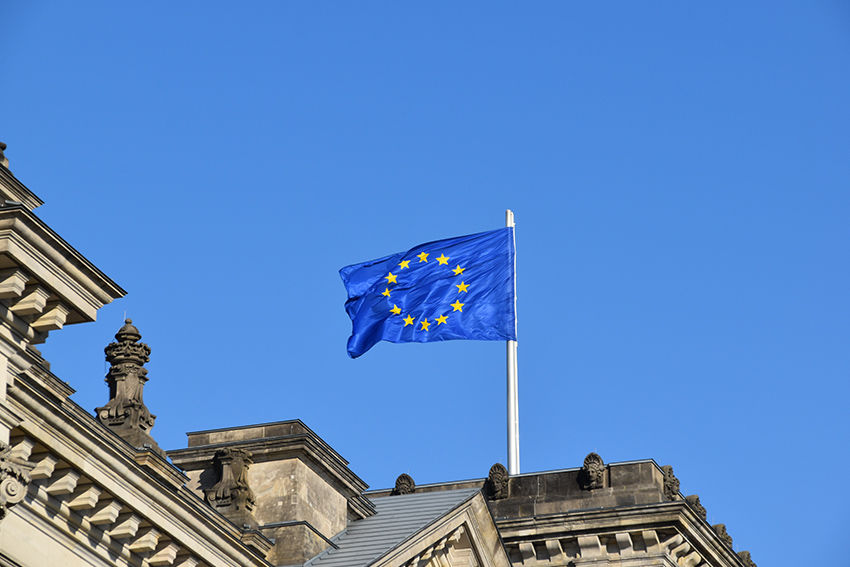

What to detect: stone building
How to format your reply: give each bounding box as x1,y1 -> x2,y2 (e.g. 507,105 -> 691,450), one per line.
0,148 -> 756,567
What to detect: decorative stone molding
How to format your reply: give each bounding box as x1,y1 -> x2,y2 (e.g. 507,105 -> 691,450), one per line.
0,441 -> 33,520
0,268 -> 28,299
685,494 -> 707,520
578,452 -> 604,490
7,432 -> 253,567
401,525 -> 473,567
713,523 -> 733,548
0,160 -> 43,210
0,206 -> 124,325
737,550 -> 757,567
501,528 -> 715,567
486,463 -> 509,500
392,473 -> 415,495
95,319 -> 163,455
661,464 -> 680,501
205,448 -> 257,529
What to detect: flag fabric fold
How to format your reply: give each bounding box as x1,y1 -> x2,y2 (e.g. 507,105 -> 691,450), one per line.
340,227 -> 516,358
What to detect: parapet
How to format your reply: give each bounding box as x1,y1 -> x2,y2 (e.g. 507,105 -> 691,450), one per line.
368,453 -> 755,567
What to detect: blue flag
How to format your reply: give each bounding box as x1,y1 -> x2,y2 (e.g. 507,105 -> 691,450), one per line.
340,227 -> 516,358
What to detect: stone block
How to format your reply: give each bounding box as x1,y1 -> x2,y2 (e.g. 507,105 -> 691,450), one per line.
263,523 -> 330,566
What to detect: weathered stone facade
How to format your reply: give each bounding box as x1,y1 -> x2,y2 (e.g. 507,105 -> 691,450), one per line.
0,149 -> 271,566
0,149 -> 757,567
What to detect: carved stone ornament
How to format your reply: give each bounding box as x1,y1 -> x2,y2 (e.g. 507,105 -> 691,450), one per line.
712,523 -> 733,548
578,452 -> 605,490
0,443 -> 34,520
0,142 -> 8,170
392,473 -> 415,495
95,319 -> 163,455
661,465 -> 680,501
205,448 -> 256,528
486,463 -> 509,500
737,551 -> 757,567
685,494 -> 707,520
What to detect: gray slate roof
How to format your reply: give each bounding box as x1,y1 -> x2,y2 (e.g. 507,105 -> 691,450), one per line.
304,488 -> 480,567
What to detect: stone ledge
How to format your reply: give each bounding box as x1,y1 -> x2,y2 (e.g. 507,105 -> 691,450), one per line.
134,448 -> 188,490
0,205 -> 125,323
7,374 -> 274,567
0,167 -> 43,211
496,501 -> 747,567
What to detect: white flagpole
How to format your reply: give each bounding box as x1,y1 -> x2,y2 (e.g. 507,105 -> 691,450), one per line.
506,209 -> 520,475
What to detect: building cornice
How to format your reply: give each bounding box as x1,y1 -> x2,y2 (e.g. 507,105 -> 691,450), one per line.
0,206 -> 125,324
7,366 -> 273,567
0,168 -> 43,211
496,501 -> 746,567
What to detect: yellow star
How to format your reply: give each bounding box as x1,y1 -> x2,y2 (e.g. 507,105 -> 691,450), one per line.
417,252 -> 429,262
436,253 -> 449,265
403,314 -> 414,326
456,281 -> 469,293
435,314 -> 448,325
399,260 -> 410,269
390,304 -> 401,315
452,264 -> 465,275
385,272 -> 398,284
420,319 -> 430,331
450,300 -> 464,312
382,287 -> 391,297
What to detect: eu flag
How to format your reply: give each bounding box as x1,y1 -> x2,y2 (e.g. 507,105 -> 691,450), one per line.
340,227 -> 516,358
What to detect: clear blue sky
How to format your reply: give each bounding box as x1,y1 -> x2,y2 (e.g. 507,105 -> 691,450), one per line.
4,3 -> 849,565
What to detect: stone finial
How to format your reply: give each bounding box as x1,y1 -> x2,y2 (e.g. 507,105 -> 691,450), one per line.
712,523 -> 733,548
205,448 -> 257,529
578,452 -> 605,490
392,473 -> 415,495
0,443 -> 34,520
661,465 -> 680,501
486,463 -> 509,500
95,319 -> 163,455
737,551 -> 756,567
685,494 -> 707,520
0,142 -> 8,170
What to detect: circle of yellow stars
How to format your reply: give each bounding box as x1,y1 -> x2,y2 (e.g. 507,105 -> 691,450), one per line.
381,250 -> 468,332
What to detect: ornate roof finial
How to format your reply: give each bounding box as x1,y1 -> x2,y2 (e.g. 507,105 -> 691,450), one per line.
685,494 -> 707,520
95,319 -> 163,456
486,463 -> 509,500
712,523 -> 733,548
391,473 -> 415,495
205,448 -> 257,529
115,318 -> 141,342
0,142 -> 8,170
578,452 -> 605,490
661,464 -> 680,501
